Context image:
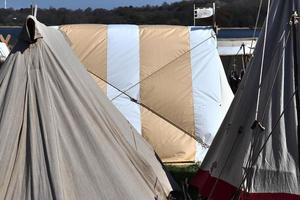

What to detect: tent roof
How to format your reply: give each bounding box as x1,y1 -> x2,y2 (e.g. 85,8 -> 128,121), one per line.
0,15 -> 173,199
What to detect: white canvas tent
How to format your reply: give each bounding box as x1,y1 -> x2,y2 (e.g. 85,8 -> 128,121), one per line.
60,25 -> 233,163
191,0 -> 300,199
0,15 -> 174,199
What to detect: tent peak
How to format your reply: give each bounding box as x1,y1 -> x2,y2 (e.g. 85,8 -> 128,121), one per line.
20,15 -> 44,43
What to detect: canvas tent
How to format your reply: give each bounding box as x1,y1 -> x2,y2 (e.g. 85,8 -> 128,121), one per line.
191,0 -> 300,199
0,15 -> 174,199
60,25 -> 233,163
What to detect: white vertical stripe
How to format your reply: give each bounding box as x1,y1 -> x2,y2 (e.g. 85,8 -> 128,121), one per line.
107,25 -> 142,133
189,27 -> 233,161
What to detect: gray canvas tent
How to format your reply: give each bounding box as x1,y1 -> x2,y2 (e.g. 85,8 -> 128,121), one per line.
0,15 -> 173,199
191,0 -> 300,199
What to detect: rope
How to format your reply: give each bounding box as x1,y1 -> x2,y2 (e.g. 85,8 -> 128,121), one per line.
232,90 -> 297,199
89,71 -> 210,148
254,0 -> 271,121
240,29 -> 291,190
90,33 -> 216,146
233,30 -> 291,199
110,34 -> 214,101
205,21 -> 291,200
250,0 -> 264,55
228,43 -> 244,73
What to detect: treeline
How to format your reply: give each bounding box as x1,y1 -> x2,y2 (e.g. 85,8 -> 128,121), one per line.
0,0 -> 267,27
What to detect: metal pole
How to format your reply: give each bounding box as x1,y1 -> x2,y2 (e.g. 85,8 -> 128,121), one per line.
193,4 -> 196,26
213,2 -> 217,33
291,10 -> 300,172
4,0 -> 6,9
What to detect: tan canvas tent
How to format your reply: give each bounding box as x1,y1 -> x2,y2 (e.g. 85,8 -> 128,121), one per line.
191,0 -> 300,199
60,24 -> 233,163
0,15 -> 174,199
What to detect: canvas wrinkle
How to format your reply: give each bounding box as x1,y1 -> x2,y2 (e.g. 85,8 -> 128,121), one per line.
0,56 -> 24,199
39,42 -> 65,200
45,47 -> 134,199
4,78 -> 28,200
27,50 -> 53,199
44,42 -> 126,198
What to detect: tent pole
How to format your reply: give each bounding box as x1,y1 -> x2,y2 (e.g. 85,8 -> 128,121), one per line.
34,4 -> 38,17
193,4 -> 196,26
291,10 -> 300,170
241,43 -> 246,71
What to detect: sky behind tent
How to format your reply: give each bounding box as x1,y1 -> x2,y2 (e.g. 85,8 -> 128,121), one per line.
4,0 -> 181,9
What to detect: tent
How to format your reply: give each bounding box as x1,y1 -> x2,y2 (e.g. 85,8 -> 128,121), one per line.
191,0 -> 300,199
59,25 -> 233,163
0,15 -> 174,199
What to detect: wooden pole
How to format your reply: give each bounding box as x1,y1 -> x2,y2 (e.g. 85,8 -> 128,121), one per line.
291,10 -> 300,173
193,4 -> 196,26
34,4 -> 38,17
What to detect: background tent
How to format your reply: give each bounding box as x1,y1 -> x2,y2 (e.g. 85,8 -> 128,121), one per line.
191,0 -> 300,199
60,24 -> 234,163
0,15 -> 173,199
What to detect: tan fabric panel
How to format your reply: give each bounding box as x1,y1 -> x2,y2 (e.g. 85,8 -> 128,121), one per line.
89,73 -> 107,94
141,108 -> 196,163
60,24 -> 107,81
140,25 -> 195,136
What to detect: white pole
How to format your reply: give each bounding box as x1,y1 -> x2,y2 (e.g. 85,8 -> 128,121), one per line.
4,0 -> 6,9
34,4 -> 37,17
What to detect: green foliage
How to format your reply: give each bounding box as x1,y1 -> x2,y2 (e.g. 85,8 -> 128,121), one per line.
166,163 -> 200,187
166,164 -> 201,200
0,0 -> 266,27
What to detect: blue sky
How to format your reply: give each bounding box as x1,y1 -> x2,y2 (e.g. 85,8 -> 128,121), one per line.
4,0 -> 181,9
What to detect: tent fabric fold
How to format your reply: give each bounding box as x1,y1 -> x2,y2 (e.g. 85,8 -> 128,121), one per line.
191,0 -> 300,199
0,15 -> 173,200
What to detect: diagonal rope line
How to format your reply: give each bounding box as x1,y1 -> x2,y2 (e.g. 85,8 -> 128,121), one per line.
250,0 -> 264,55
89,33 -> 216,145
254,0 -> 271,121
207,0 -> 272,195
88,70 -> 210,148
110,34 -> 214,101
232,90 -> 297,200
238,30 -> 291,195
